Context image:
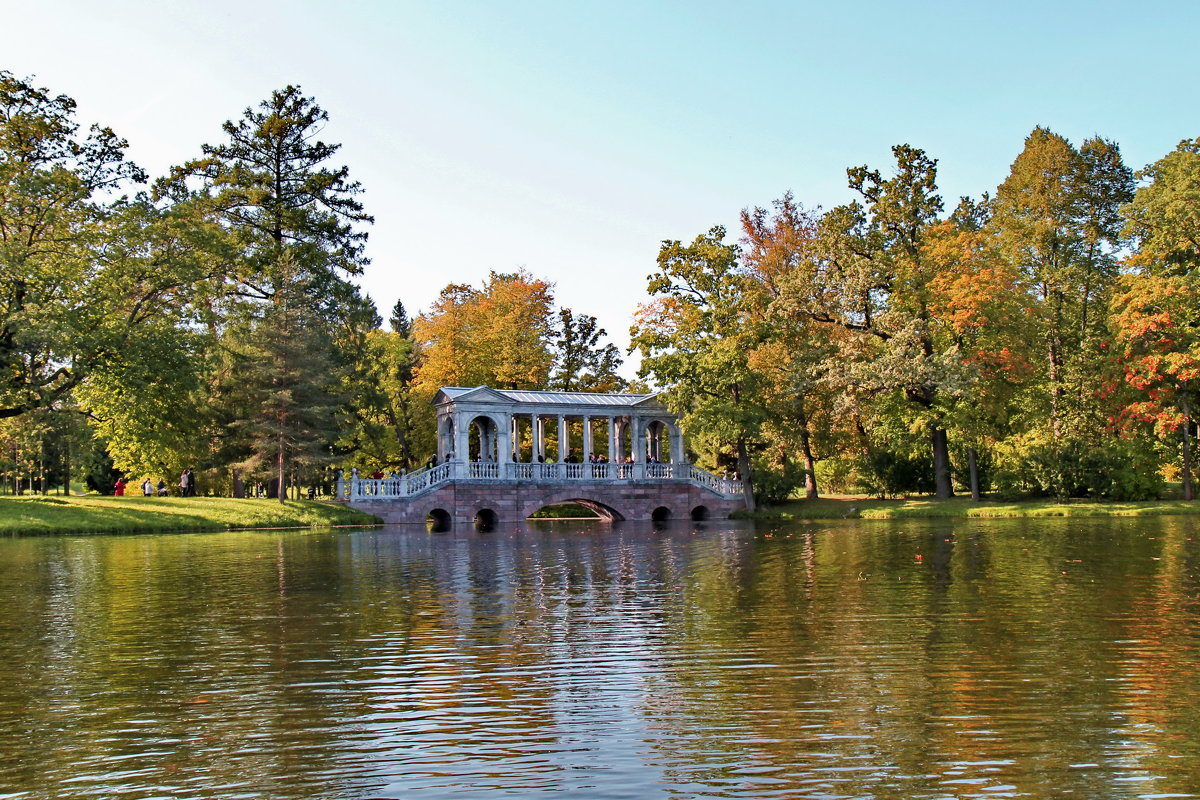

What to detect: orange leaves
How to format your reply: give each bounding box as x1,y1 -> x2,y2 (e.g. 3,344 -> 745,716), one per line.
1110,270 -> 1200,431
923,221 -> 1021,336
413,270 -> 555,393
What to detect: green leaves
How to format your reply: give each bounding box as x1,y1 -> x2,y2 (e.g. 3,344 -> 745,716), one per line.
632,227 -> 763,507
1123,138 -> 1200,275
0,72 -> 162,419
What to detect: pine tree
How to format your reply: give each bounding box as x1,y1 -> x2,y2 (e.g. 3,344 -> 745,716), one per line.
155,86 -> 375,490
235,261 -> 343,502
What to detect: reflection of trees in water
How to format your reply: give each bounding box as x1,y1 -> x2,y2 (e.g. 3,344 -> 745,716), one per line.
6,518 -> 1200,796
630,517 -> 1200,797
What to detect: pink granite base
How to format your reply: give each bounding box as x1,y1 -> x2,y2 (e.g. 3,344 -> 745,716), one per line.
350,481 -> 743,526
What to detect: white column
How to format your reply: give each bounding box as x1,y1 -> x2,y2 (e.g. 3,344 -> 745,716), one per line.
632,417 -> 644,462
607,416 -> 616,463
499,415 -> 513,463
582,415 -> 593,460
454,411 -> 470,462
532,411 -> 544,461
670,422 -> 685,463
557,414 -> 568,462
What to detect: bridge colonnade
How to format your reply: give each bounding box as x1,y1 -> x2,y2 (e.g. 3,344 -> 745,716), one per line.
435,387 -> 684,466
344,386 -> 742,525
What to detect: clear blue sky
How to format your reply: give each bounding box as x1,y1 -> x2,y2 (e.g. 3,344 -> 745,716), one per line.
6,0 -> 1199,366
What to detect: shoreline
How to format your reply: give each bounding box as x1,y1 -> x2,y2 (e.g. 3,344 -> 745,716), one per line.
9,494 -> 1200,536
738,496 -> 1200,521
0,496 -> 381,536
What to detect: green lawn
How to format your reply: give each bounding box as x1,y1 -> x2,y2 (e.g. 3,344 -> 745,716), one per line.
0,495 -> 380,535
744,495 -> 1200,521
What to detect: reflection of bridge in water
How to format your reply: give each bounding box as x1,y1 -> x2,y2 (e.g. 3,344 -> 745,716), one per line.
343,386 -> 744,527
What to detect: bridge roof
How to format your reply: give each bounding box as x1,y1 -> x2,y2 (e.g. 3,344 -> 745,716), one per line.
436,386 -> 664,409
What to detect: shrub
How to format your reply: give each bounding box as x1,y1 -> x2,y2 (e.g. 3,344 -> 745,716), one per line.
991,432 -> 1163,500
751,459 -> 805,506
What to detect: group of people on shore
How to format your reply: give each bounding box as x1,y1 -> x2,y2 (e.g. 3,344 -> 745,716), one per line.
112,468 -> 197,497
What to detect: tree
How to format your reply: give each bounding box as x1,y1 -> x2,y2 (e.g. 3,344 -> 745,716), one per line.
990,127 -> 1133,435
780,145 -> 957,497
389,299 -> 413,337
0,72 -> 198,419
1110,273 -> 1200,499
413,270 -> 556,394
1113,137 -> 1200,499
154,84 -> 372,294
234,263 -> 343,502
922,197 -> 1030,499
549,308 -> 625,392
740,192 -> 835,499
154,86 -> 374,494
1122,137 -> 1200,274
340,300 -> 426,471
631,227 -> 764,509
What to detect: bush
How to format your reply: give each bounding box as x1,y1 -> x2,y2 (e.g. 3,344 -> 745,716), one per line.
858,449 -> 936,498
751,459 -> 805,506
814,457 -> 861,494
991,432 -> 1163,501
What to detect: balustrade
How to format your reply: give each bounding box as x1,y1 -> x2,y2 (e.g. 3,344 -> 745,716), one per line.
338,459 -> 740,500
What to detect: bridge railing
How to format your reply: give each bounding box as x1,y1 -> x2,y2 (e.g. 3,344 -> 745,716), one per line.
337,460 -> 742,500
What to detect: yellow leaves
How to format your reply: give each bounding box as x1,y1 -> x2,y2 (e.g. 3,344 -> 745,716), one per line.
922,222 -> 1020,335
631,296 -> 688,338
412,270 -> 555,393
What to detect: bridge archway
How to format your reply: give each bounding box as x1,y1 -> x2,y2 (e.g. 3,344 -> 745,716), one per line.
527,501 -> 603,520
522,493 -> 625,522
426,508 -> 452,532
474,508 -> 498,531
651,506 -> 671,522
467,414 -> 503,462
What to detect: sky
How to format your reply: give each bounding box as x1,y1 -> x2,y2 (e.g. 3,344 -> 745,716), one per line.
5,0 -> 1199,372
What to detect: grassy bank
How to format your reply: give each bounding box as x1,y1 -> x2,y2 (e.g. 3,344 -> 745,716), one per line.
0,495 -> 380,535
743,495 -> 1200,521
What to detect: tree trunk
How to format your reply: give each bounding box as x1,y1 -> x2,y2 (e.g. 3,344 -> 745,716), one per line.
1183,386 -> 1194,502
736,435 -> 755,512
1048,290 -> 1065,437
277,440 -> 286,505
797,405 -> 819,500
931,426 -> 953,499
232,467 -> 244,499
968,446 -> 980,502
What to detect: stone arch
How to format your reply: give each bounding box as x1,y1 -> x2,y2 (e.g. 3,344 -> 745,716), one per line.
467,414 -> 502,462
474,508 -> 498,530
522,492 -> 626,521
426,508 -> 452,532
690,505 -> 709,521
651,506 -> 671,522
642,416 -> 684,463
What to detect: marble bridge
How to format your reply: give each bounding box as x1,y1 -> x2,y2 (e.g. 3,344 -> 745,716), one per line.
342,386 -> 745,527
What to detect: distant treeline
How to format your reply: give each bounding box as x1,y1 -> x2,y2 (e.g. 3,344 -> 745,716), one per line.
1,70 -> 1198,505
632,133 -> 1200,506
0,72 -> 623,499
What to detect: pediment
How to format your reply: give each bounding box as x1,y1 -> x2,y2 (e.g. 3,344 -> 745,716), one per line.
631,393 -> 667,410
432,385 -> 514,407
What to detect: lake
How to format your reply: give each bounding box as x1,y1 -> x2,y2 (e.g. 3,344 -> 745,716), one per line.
2,516 -> 1199,798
